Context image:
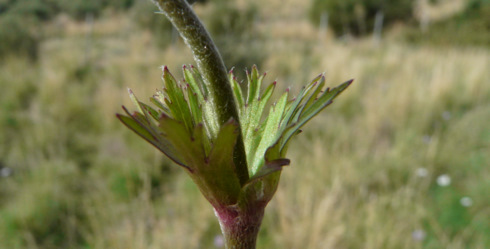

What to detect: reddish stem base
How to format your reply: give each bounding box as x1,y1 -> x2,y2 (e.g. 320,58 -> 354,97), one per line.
214,203 -> 265,249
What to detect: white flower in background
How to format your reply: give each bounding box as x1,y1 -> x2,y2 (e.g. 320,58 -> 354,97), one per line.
214,234 -> 224,248
412,229 -> 426,241
416,167 -> 428,177
436,174 -> 451,186
460,197 -> 473,207
442,111 -> 451,120
0,167 -> 12,178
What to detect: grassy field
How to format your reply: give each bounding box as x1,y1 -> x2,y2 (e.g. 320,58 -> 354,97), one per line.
0,1 -> 489,248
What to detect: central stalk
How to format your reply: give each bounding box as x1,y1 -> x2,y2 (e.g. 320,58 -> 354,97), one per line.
214,203 -> 266,249
151,0 -> 249,185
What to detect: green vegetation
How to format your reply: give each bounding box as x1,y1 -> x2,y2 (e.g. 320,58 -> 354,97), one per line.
309,0 -> 414,36
405,0 -> 490,47
0,0 -> 488,248
205,0 -> 264,76
0,14 -> 40,60
131,0 -> 174,48
0,0 -> 136,59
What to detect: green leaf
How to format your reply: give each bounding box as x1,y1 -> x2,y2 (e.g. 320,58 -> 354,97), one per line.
243,81 -> 276,158
202,100 -> 220,139
183,65 -> 206,102
245,81 -> 276,138
199,119 -> 242,205
162,66 -> 193,132
303,75 -> 325,111
246,65 -> 262,105
279,76 -> 320,130
246,158 -> 290,186
150,94 -> 171,115
185,83 -> 203,126
128,88 -> 156,123
230,71 -> 245,111
117,112 -> 188,169
279,78 -> 353,153
139,102 -> 160,122
290,76 -> 324,124
158,113 -> 205,168
250,91 -> 289,174
303,79 -> 353,118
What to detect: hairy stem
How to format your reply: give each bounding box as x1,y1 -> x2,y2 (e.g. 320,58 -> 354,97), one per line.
150,0 -> 249,185
215,204 -> 265,249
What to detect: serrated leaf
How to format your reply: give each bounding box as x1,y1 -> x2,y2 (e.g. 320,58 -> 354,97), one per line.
128,89 -> 154,122
186,84 -> 202,125
150,96 -> 171,115
230,72 -> 245,111
183,65 -> 205,102
250,91 -> 289,174
117,113 -> 188,169
162,67 -> 193,131
302,79 -> 353,118
303,75 -> 325,111
158,114 -> 205,168
245,158 -> 290,186
128,88 -> 143,113
290,76 -> 324,124
198,119 -> 242,205
280,77 -> 320,129
279,79 -> 353,152
139,102 -> 160,122
246,65 -> 262,105
243,81 -> 276,153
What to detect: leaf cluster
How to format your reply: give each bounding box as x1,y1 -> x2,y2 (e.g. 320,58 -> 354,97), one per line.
117,65 -> 351,207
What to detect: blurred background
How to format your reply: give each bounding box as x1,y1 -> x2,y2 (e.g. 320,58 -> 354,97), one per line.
0,0 -> 488,248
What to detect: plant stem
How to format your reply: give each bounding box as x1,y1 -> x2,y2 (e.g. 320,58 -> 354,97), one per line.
150,0 -> 249,185
214,204 -> 265,249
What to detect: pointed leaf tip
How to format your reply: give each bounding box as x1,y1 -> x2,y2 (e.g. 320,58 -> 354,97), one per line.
245,158 -> 290,187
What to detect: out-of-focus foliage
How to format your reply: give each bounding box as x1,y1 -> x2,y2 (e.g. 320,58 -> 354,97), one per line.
57,0 -> 135,20
0,14 -> 40,60
131,0 -> 208,49
0,0 -> 136,20
0,0 -> 137,60
309,0 -> 414,36
4,0 -> 56,21
205,0 -> 265,76
131,1 -> 174,48
405,0 -> 490,47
